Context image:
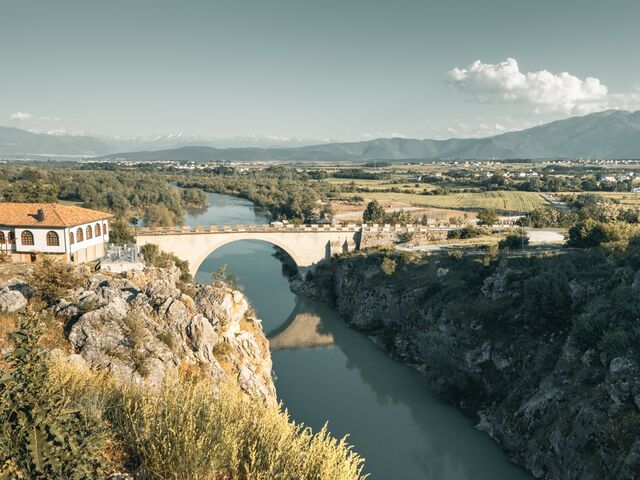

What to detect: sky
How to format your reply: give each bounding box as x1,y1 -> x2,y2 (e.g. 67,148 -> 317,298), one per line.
2,0 -> 640,142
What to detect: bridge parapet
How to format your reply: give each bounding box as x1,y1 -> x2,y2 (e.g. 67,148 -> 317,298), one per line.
135,223 -> 452,236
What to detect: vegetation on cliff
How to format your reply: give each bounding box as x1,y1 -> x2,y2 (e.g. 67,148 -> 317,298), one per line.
302,241 -> 640,478
0,259 -> 366,479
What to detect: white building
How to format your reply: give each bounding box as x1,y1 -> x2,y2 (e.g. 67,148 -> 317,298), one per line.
0,203 -> 112,264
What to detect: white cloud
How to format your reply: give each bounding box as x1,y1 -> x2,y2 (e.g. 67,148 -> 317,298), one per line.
448,58 -> 640,115
10,111 -> 32,121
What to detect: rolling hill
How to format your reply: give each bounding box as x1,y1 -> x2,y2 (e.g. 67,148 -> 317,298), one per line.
3,110 -> 640,160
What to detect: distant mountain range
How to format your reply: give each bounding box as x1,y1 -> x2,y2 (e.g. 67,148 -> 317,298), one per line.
0,128 -> 324,157
2,110 -> 640,161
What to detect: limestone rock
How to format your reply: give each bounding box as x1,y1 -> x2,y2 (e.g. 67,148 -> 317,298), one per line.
0,288 -> 27,312
59,266 -> 276,402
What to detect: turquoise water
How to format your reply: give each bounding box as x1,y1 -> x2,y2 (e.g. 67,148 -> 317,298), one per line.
189,191 -> 531,480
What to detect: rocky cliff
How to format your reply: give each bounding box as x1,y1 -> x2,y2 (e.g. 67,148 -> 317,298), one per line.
0,264 -> 275,403
294,251 -> 640,479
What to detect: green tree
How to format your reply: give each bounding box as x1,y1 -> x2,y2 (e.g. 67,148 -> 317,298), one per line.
476,208 -> 498,226
498,234 -> 529,250
143,204 -> 175,227
363,200 -> 386,223
109,217 -> 136,245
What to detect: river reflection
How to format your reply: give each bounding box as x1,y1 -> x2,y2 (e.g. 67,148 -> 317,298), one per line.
186,191 -> 530,479
194,238 -> 531,480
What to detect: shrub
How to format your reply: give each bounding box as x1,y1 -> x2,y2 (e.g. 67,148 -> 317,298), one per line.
109,217 -> 136,245
498,234 -> 529,250
447,225 -> 487,240
396,232 -> 415,244
211,264 -> 242,291
568,220 -> 638,249
29,256 -> 85,304
362,200 -> 386,223
476,208 -> 498,226
0,314 -> 110,478
141,244 -> 192,283
380,257 -> 397,275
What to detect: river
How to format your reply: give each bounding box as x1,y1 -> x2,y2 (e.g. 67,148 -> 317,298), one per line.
184,191 -> 531,480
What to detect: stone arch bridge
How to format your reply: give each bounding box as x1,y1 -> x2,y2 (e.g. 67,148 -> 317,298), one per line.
135,223 -> 449,277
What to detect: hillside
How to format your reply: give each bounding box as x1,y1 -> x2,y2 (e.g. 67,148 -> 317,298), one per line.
3,110 -> 640,160
295,247 -> 640,479
96,110 -> 640,161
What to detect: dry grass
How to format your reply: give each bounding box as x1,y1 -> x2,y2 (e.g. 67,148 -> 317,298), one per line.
52,362 -> 367,480
343,190 -> 549,212
0,312 -> 17,368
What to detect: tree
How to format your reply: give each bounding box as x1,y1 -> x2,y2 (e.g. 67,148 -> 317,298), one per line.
363,200 -> 386,223
144,204 -> 175,227
477,208 -> 498,226
567,219 -> 627,248
109,217 -> 135,245
498,234 -> 529,250
181,188 -> 208,208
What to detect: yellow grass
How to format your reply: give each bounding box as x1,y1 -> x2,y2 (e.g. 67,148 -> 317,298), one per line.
344,190 -> 549,212
51,362 -> 367,480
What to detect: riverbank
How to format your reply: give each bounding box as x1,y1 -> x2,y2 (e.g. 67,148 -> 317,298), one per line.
292,249 -> 640,479
0,261 -> 365,479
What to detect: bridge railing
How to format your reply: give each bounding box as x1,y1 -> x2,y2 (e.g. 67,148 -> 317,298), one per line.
135,223 -> 454,235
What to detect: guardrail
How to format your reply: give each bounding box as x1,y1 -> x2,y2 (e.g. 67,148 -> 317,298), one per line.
135,223 -> 455,235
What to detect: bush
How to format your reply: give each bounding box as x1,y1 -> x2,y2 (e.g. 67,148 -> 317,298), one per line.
362,200 -> 386,223
109,217 -> 136,245
396,232 -> 415,244
447,225 -> 487,240
0,314 -> 110,478
140,244 -> 192,283
380,257 -> 397,275
476,208 -> 498,226
498,234 -> 529,250
567,219 -> 638,249
29,256 -> 85,304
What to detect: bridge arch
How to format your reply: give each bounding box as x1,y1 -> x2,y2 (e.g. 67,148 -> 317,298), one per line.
135,228 -> 357,278
188,236 -> 306,279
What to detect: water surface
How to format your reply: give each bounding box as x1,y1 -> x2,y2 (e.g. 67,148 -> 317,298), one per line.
188,193 -> 531,480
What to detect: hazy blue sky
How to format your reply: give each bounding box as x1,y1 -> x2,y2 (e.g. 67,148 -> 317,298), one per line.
2,0 -> 639,141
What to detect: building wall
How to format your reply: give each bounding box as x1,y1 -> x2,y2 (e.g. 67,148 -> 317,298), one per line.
0,219 -> 109,264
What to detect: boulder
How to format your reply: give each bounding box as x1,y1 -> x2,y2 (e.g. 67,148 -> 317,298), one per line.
0,288 -> 27,312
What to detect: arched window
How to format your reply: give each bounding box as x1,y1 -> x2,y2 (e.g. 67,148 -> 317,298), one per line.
86,225 -> 93,239
69,231 -> 75,245
103,222 -> 108,235
95,223 -> 101,236
46,231 -> 60,246
76,227 -> 84,242
8,232 -> 15,244
0,232 -> 4,244
21,230 -> 34,246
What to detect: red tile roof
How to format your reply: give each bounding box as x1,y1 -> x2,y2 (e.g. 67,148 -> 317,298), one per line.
0,203 -> 113,228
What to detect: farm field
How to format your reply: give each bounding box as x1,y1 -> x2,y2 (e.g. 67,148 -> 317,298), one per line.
560,191 -> 640,207
324,177 -> 432,192
338,190 -> 550,213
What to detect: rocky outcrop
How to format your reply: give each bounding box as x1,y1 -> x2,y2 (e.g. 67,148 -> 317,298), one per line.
0,277 -> 31,313
0,288 -> 27,313
298,252 -> 640,479
56,266 -> 275,403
